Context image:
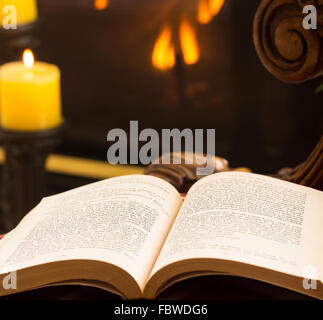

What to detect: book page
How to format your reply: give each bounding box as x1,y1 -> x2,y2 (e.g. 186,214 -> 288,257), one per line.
0,175 -> 182,290
150,172 -> 323,283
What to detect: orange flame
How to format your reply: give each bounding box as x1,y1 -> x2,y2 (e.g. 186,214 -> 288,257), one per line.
23,49 -> 34,68
198,0 -> 224,24
198,0 -> 212,24
94,0 -> 109,11
209,0 -> 224,16
152,26 -> 175,70
179,20 -> 200,65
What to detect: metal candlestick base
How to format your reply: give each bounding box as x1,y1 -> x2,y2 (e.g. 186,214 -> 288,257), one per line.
0,125 -> 63,231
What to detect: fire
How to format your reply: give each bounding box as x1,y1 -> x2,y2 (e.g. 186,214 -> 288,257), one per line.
209,0 -> 224,16
152,20 -> 200,70
198,0 -> 212,24
179,20 -> 200,65
198,0 -> 224,24
23,49 -> 34,68
94,0 -> 109,11
152,26 -> 175,70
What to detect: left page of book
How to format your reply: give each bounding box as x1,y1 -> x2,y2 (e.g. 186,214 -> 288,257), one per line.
0,175 -> 182,291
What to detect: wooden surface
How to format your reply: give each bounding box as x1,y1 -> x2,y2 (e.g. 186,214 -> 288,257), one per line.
254,0 -> 323,83
274,135 -> 323,190
254,0 -> 323,190
144,153 -> 232,193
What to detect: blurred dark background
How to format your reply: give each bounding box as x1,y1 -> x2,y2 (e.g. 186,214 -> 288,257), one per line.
3,0 -> 323,178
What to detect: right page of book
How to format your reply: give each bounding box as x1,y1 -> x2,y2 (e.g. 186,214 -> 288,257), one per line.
150,171 -> 323,283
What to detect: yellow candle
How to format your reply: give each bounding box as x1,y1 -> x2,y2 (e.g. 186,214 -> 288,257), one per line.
0,50 -> 62,131
0,0 -> 38,26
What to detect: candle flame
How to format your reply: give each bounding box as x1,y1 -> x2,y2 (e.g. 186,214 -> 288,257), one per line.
152,26 -> 175,70
94,0 -> 109,11
179,20 -> 200,65
23,49 -> 34,68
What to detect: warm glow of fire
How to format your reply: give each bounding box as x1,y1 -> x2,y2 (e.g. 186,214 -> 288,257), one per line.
94,0 -> 109,11
198,0 -> 212,24
209,0 -> 224,16
179,20 -> 200,65
23,49 -> 34,68
152,26 -> 175,70
198,0 -> 224,24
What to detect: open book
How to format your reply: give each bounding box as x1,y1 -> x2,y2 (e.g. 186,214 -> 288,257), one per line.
0,172 -> 322,299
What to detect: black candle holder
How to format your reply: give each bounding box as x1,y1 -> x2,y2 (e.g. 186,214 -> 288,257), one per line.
0,125 -> 63,231
0,20 -> 40,64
